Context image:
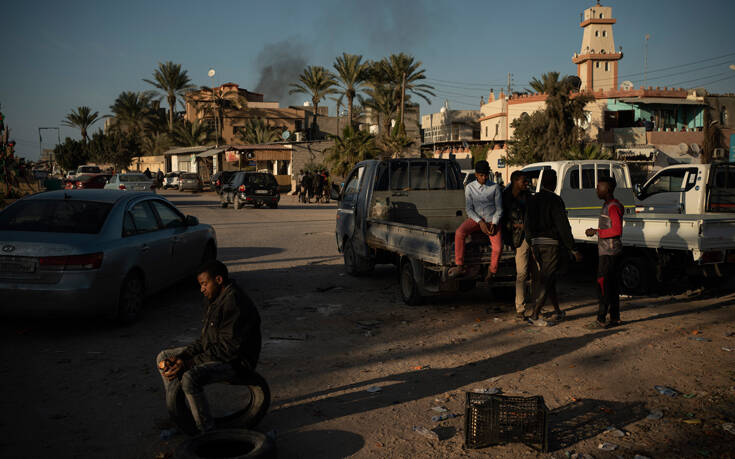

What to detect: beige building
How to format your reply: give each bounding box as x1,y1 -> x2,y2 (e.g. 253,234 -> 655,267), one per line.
421,102 -> 480,144
572,2 -> 623,92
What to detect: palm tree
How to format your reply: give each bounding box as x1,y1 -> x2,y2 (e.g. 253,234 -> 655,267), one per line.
189,86 -> 248,143
109,91 -> 157,135
333,53 -> 369,127
565,143 -> 610,160
325,125 -> 381,177
172,120 -> 215,147
143,61 -> 195,131
142,132 -> 172,156
236,118 -> 283,144
380,53 -> 435,133
363,82 -> 397,136
289,65 -> 338,137
61,106 -> 101,143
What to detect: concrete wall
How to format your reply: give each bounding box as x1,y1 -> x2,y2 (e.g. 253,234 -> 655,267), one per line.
131,155 -> 165,173
290,141 -> 333,188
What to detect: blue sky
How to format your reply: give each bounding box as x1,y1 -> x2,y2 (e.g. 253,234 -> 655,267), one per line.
2,0 -> 734,159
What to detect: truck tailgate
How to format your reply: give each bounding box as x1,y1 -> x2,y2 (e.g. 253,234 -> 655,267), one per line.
699,217 -> 735,251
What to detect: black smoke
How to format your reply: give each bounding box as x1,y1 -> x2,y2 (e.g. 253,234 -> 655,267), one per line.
253,39 -> 309,106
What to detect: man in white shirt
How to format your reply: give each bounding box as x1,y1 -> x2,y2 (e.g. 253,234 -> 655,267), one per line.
449,160 -> 503,279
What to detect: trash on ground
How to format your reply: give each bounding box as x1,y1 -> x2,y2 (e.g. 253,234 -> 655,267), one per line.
683,393 -> 697,399
413,425 -> 439,441
683,419 -> 702,424
432,413 -> 459,422
725,331 -> 735,337
654,385 -> 678,396
722,347 -> 734,352
646,410 -> 664,420
473,387 -> 501,395
605,426 -> 625,437
722,423 -> 735,435
598,442 -> 618,451
366,386 -> 382,393
688,337 -> 712,342
431,406 -> 448,413
412,365 -> 430,370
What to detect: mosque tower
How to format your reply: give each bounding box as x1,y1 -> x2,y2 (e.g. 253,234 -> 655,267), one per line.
572,1 -> 623,91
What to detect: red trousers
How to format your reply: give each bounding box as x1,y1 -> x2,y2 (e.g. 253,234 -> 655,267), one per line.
454,219 -> 502,273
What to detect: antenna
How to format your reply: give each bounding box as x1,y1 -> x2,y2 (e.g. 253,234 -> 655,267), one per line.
644,34 -> 650,86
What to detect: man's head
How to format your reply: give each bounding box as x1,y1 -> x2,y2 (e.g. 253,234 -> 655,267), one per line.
510,170 -> 528,192
197,260 -> 229,301
474,160 -> 490,185
540,169 -> 557,191
597,176 -> 617,200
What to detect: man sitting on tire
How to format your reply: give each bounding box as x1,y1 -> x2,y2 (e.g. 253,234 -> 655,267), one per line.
156,260 -> 262,434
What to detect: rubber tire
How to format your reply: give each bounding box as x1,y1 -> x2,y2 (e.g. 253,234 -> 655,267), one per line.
169,372 -> 271,436
343,239 -> 373,276
618,256 -> 651,295
458,279 -> 476,292
234,195 -> 242,210
175,429 -> 275,459
117,272 -> 144,324
400,260 -> 424,306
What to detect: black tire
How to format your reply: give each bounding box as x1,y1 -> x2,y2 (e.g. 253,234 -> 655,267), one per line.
268,202 -> 278,209
343,239 -> 373,276
459,279 -> 476,292
175,429 -> 275,459
169,372 -> 271,436
618,256 -> 651,295
117,271 -> 144,324
400,260 -> 423,306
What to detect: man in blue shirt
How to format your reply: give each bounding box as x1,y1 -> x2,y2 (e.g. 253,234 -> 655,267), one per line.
449,160 -> 503,279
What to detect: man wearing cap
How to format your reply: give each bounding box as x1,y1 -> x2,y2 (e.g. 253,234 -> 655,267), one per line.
449,160 -> 503,280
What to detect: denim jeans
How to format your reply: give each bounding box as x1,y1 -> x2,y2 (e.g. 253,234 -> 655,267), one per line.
156,346 -> 237,433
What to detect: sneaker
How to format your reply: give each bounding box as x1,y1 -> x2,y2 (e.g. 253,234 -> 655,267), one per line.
528,317 -> 549,327
607,320 -> 623,328
448,266 -> 466,279
553,311 -> 566,322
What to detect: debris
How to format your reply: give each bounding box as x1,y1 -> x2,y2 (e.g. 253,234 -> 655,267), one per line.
473,387 -> 502,395
493,317 -> 503,322
725,331 -> 735,337
646,410 -> 664,420
412,365 -> 430,371
683,393 -> 697,399
722,347 -> 734,352
269,333 -> 307,341
605,427 -> 625,437
366,386 -> 382,393
722,423 -> 735,435
598,442 -> 618,451
159,428 -> 177,440
683,419 -> 702,424
431,406 -> 448,413
654,385 -> 678,396
488,376 -> 502,383
599,406 -> 615,415
432,413 -> 459,422
529,318 -> 549,327
413,425 -> 439,441
688,337 -> 712,342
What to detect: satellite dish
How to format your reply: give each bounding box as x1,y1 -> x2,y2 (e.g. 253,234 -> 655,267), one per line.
690,143 -> 701,154
281,130 -> 291,140
678,142 -> 689,154
620,80 -> 634,91
207,68 -> 216,78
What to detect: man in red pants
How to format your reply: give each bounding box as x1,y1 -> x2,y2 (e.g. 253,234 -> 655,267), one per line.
449,160 -> 502,280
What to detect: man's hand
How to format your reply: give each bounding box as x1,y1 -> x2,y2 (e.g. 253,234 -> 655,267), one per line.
478,220 -> 491,236
513,223 -> 524,229
488,223 -> 498,236
585,228 -> 597,237
162,358 -> 190,380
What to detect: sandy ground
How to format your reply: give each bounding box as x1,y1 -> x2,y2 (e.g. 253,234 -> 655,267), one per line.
2,191 -> 734,459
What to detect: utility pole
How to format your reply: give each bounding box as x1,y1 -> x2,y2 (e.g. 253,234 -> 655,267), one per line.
644,34 -> 650,86
507,72 -> 512,96
400,72 -> 407,134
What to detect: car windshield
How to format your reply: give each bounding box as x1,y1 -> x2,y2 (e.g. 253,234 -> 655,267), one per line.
0,200 -> 113,234
76,174 -> 97,182
79,166 -> 101,173
182,173 -> 198,179
165,172 -> 179,178
245,173 -> 277,187
120,174 -> 148,182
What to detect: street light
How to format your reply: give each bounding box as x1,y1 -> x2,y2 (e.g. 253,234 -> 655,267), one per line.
208,68 -> 219,147
730,64 -> 735,71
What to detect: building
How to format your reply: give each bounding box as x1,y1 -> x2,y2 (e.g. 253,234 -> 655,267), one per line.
421,101 -> 480,145
572,1 -> 623,92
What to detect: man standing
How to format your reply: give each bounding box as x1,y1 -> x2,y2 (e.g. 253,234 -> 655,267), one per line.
449,160 -> 502,280
586,176 -> 624,328
524,169 -> 579,326
502,171 -> 531,320
156,260 -> 262,433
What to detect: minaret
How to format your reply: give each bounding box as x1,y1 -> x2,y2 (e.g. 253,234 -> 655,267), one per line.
572,1 -> 623,91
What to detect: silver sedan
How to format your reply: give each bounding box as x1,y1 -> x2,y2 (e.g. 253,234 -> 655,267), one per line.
0,190 -> 217,322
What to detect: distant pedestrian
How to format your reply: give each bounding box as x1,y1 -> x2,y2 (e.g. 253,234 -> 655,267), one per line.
157,169 -> 164,187
502,171 -> 531,320
144,168 -> 152,179
585,176 -> 624,329
524,169 -> 580,326
448,160 -> 502,281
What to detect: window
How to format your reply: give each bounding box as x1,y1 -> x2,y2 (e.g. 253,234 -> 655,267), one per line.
127,201 -> 160,234
721,107 -> 729,126
602,30 -> 607,37
612,165 -> 627,188
595,31 -> 599,37
428,161 -> 447,190
643,168 -> 697,196
495,124 -> 499,135
605,62 -> 609,71
599,13 -> 603,18
374,162 -> 389,191
410,161 -> 428,190
581,165 -> 596,189
390,161 -> 409,190
0,200 -> 112,234
521,166 -> 551,191
485,126 -> 488,137
343,166 -> 364,202
596,62 -> 600,68
150,200 -> 185,229
567,166 -> 581,189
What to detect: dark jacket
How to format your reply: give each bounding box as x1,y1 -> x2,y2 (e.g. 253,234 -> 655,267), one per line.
177,281 -> 262,370
501,187 -> 529,248
524,189 -> 574,251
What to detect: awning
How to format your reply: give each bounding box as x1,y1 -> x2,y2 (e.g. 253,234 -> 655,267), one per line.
163,146 -> 212,156
195,147 -> 227,158
618,97 -> 705,106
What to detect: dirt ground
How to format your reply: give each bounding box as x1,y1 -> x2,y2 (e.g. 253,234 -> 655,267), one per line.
2,191 -> 734,458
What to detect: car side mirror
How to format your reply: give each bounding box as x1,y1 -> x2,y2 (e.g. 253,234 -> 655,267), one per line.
330,183 -> 341,201
634,183 -> 642,196
185,215 -> 199,226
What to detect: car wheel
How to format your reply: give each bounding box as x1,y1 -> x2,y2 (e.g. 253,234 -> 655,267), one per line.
619,256 -> 652,295
268,202 -> 278,209
117,272 -> 144,324
175,429 -> 275,459
400,259 -> 423,306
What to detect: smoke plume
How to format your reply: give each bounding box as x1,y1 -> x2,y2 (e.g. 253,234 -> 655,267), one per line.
254,39 -> 309,107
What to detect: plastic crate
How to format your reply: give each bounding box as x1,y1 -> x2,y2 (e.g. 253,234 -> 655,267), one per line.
464,392 -> 548,451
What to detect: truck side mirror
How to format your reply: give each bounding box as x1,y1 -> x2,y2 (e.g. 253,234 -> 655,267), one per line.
634,183 -> 642,196
330,183 -> 341,201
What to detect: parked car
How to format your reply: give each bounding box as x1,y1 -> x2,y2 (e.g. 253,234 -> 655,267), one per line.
104,173 -> 156,192
64,174 -> 111,190
211,171 -> 236,194
163,172 -> 181,190
221,172 -> 280,209
178,173 -> 203,192
0,190 -> 217,322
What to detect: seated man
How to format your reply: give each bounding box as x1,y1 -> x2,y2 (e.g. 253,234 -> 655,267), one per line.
449,160 -> 502,280
156,260 -> 262,433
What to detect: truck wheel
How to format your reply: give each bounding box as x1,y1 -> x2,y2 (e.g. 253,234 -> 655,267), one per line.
400,260 -> 424,306
619,256 -> 651,295
343,239 -> 373,276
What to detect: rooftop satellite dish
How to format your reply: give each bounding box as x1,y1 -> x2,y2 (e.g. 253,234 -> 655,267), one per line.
282,130 -> 291,140
620,80 -> 634,91
690,143 -> 701,154
207,68 -> 216,78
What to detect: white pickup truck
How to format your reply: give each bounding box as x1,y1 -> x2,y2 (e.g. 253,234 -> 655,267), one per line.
520,160 -> 735,293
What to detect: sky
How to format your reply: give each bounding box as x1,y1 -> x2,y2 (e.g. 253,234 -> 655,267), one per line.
2,0 -> 735,160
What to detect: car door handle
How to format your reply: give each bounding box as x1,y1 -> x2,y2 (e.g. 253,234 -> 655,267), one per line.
140,244 -> 150,253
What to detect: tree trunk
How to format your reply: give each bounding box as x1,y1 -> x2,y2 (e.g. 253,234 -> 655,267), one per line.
347,94 -> 354,128
168,94 -> 176,131
312,99 -> 319,140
